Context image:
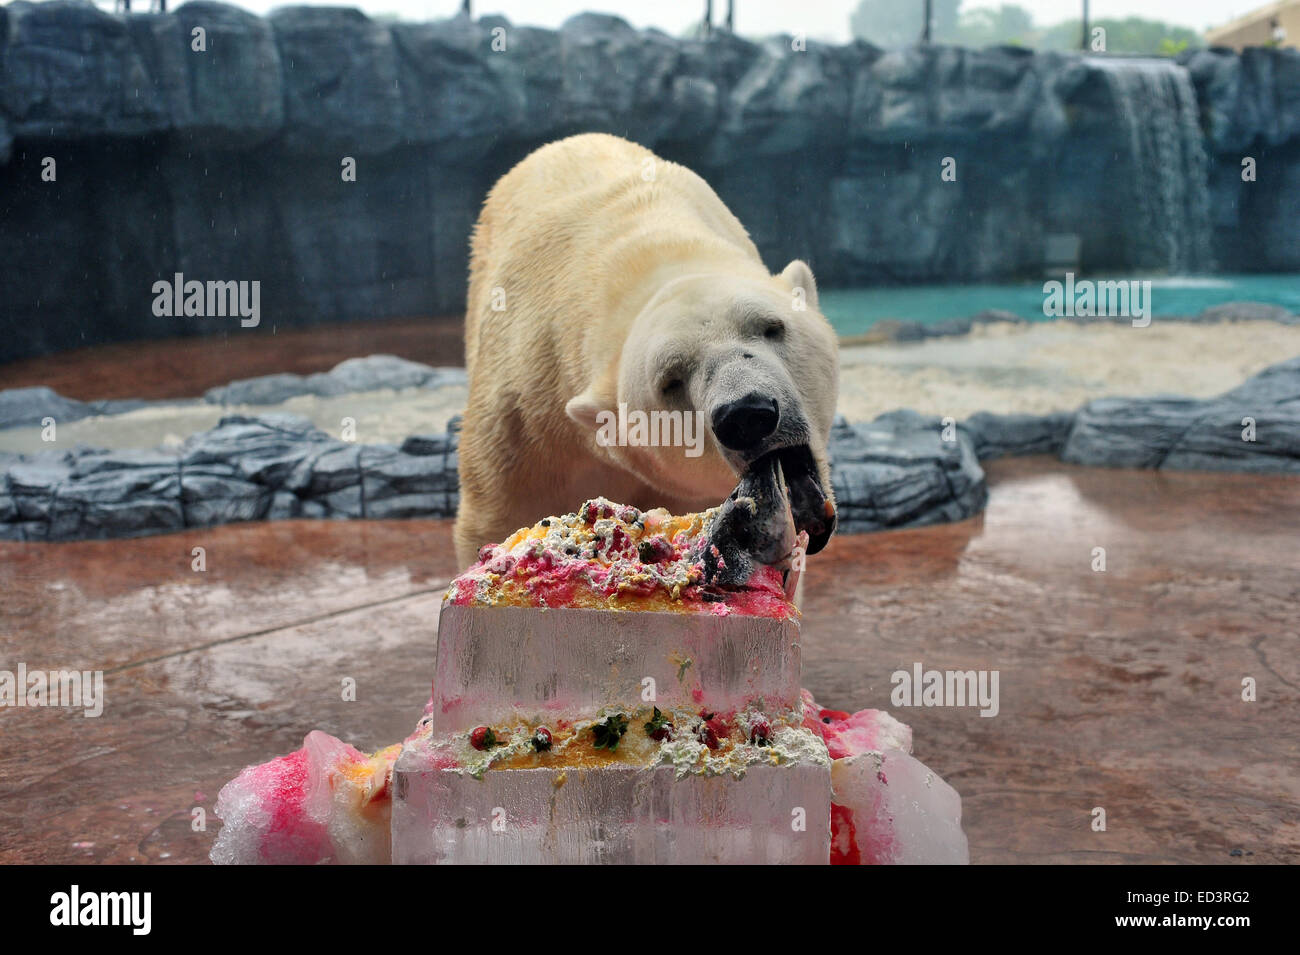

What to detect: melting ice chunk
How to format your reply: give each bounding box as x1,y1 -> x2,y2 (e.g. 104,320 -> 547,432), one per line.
830,749 -> 970,865
209,730 -> 398,865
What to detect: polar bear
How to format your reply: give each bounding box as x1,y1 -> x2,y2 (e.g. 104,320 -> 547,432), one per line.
454,133 -> 839,570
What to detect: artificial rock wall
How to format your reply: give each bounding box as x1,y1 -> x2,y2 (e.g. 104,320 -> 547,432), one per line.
2,1 -> 1300,364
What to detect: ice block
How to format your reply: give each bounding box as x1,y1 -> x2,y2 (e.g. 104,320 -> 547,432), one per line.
392,703 -> 831,865
390,498 -> 828,863
208,691 -> 971,865
393,764 -> 829,865
430,605 -> 802,733
209,497 -> 971,865
432,496 -> 802,731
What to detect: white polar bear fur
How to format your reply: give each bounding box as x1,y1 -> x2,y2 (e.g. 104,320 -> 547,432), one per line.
455,133 -> 839,569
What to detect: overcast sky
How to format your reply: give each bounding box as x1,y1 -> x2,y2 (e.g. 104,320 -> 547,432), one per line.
189,1 -> 1259,37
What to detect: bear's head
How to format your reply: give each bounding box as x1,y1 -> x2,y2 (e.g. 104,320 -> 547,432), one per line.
566,260 -> 839,555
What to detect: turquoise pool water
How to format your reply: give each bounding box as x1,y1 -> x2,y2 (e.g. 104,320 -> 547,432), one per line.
820,274 -> 1300,337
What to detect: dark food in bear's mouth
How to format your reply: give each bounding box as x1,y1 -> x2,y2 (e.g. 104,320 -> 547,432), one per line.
779,445 -> 836,555
700,445 -> 833,588
701,453 -> 795,587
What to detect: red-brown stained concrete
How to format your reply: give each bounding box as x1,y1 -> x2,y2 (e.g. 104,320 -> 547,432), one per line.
0,458 -> 1297,864
0,316 -> 465,401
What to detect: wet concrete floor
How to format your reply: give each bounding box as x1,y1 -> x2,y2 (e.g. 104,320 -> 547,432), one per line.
1,457 -> 1295,864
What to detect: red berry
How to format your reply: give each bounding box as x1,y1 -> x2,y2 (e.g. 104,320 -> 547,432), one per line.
695,711 -> 725,750
532,727 -> 553,751
469,726 -> 497,751
749,719 -> 772,746
637,535 -> 674,564
581,500 -> 615,524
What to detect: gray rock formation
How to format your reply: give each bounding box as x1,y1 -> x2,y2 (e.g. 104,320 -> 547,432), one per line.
0,388 -> 94,431
3,354 -> 1298,541
202,355 -> 466,405
830,410 -> 988,533
1062,356 -> 1300,472
1180,46 -> 1300,272
0,387 -> 175,430
961,410 -> 1076,460
1,401 -> 987,540
2,3 -> 1299,363
0,410 -> 461,540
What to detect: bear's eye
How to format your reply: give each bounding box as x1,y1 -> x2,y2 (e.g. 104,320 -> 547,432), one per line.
660,378 -> 685,398
763,320 -> 785,341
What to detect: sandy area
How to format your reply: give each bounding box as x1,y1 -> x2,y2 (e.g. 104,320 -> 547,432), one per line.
837,319 -> 1300,421
3,319 -> 1299,453
0,386 -> 469,454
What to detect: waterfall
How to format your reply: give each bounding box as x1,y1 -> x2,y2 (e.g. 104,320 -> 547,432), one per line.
1087,57 -> 1215,274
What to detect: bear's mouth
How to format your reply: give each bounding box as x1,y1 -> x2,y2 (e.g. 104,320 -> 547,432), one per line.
763,444 -> 836,556
699,444 -> 836,588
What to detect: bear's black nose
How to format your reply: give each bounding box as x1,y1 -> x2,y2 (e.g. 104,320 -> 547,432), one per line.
711,393 -> 779,451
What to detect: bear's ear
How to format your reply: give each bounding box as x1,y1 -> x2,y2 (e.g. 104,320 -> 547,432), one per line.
780,259 -> 819,311
565,387 -> 610,430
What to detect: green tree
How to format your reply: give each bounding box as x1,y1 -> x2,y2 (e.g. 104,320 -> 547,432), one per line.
948,4 -> 1035,46
849,0 -> 961,47
1038,17 -> 1202,54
